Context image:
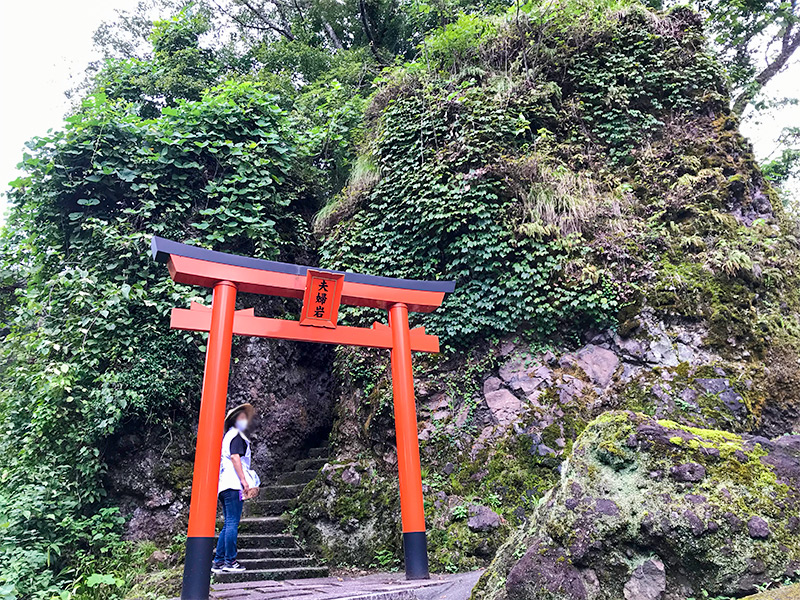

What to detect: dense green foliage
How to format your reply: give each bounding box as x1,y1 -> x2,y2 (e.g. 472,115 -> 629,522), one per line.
295,1 -> 800,580
664,0 -> 800,190
0,77 -> 317,598
762,127 -> 800,189
319,3 -> 725,348
93,9 -> 221,116
320,85 -> 622,347
690,0 -> 800,116
0,8 -> 373,597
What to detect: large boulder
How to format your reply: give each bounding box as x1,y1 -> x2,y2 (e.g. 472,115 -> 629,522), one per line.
293,460 -> 403,565
473,411 -> 800,600
742,583 -> 800,599
293,0 -> 800,577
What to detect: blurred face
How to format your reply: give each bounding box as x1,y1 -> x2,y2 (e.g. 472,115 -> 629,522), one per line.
235,416 -> 248,432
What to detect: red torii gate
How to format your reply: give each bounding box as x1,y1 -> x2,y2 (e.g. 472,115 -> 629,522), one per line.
151,237 -> 454,600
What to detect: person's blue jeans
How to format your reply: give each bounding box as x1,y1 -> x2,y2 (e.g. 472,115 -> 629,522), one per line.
214,489 -> 243,565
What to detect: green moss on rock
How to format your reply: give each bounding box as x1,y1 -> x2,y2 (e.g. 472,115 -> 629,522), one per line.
293,460 -> 402,566
741,582 -> 800,599
473,411 -> 800,600
299,0 -> 800,587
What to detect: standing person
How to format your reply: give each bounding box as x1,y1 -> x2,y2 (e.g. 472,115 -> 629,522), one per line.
212,403 -> 260,574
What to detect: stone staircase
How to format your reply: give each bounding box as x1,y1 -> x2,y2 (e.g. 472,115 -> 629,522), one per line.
213,444 -> 330,583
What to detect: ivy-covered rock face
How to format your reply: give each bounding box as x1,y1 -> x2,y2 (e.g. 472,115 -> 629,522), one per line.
318,4 -> 798,355
472,411 -> 800,600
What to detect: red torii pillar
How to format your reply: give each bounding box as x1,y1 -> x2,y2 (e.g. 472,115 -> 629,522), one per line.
151,237 -> 454,600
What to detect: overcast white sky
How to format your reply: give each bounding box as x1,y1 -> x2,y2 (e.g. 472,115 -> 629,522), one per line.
0,1 -> 797,222
0,0 -> 144,220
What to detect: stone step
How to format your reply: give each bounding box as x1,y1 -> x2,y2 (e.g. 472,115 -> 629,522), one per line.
213,566 -> 329,584
209,443 -> 331,583
237,534 -> 297,549
236,517 -> 286,534
243,498 -> 292,517
236,547 -> 305,560
307,447 -> 329,459
294,457 -> 328,472
259,484 -> 306,500
276,470 -> 318,486
238,557 -> 317,570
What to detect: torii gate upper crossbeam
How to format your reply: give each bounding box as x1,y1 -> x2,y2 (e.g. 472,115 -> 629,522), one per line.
153,236 -> 451,312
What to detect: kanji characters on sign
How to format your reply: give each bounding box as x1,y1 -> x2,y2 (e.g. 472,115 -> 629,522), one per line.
299,270 -> 344,328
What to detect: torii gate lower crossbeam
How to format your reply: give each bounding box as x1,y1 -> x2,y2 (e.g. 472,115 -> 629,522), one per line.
151,238 -> 455,600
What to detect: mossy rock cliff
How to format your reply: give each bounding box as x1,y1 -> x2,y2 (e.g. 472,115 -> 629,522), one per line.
743,583 -> 800,599
294,0 -> 800,589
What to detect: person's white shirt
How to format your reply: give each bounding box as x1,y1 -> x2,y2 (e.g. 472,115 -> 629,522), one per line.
218,427 -> 260,494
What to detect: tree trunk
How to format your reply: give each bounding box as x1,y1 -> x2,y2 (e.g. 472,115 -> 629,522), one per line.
359,0 -> 384,64
236,0 -> 296,40
323,21 -> 344,50
732,27 -> 800,116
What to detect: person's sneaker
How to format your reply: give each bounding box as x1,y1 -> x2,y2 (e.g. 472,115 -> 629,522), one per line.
211,562 -> 225,574
223,561 -> 245,572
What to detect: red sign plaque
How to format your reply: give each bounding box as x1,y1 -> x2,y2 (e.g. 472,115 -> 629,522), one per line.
299,270 -> 344,328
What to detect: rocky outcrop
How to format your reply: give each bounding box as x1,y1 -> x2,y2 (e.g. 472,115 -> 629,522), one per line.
473,411 -> 800,600
104,428 -> 195,541
293,460 -> 402,565
468,505 -> 502,532
227,333 -> 335,478
105,327 -> 334,541
742,583 -> 800,599
295,302 -> 800,573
